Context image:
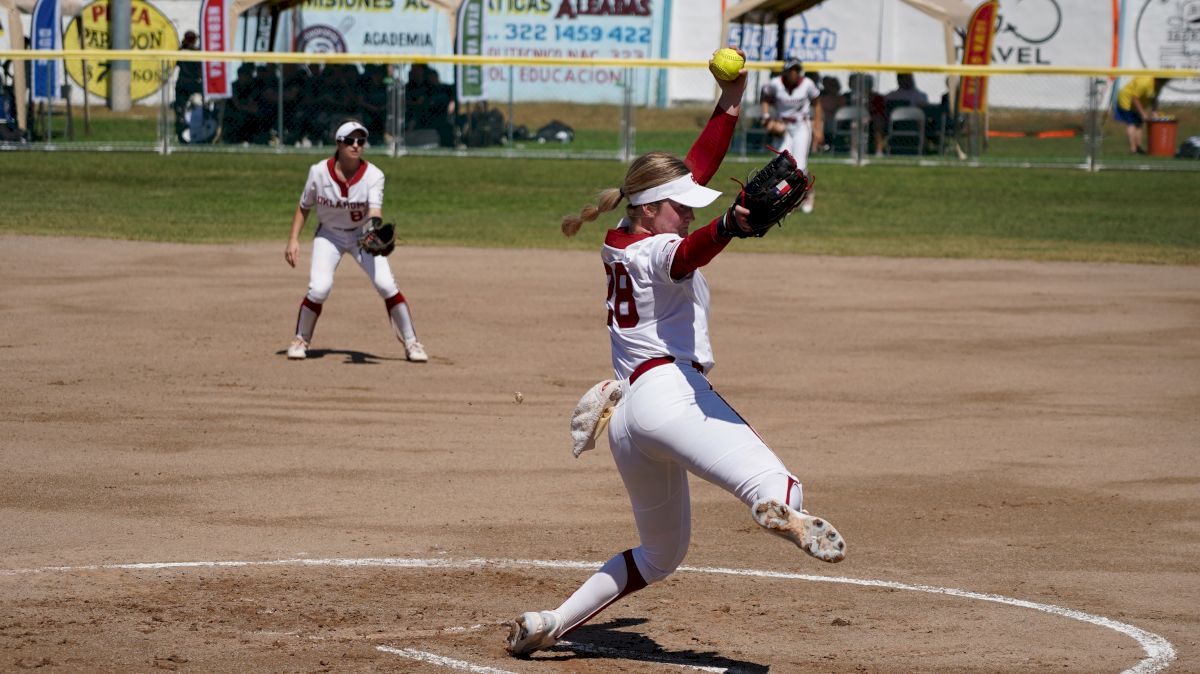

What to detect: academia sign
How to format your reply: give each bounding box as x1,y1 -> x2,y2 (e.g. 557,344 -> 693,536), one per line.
281,0 -> 450,55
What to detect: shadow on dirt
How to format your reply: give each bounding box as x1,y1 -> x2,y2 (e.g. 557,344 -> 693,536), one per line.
544,617 -> 769,673
275,348 -> 407,364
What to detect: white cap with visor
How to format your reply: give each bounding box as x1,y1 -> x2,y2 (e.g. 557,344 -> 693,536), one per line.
627,174 -> 722,208
335,121 -> 368,141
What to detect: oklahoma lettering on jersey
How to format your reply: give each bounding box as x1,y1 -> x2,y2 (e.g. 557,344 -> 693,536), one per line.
763,76 -> 820,121
299,158 -> 385,230
602,221 -> 714,380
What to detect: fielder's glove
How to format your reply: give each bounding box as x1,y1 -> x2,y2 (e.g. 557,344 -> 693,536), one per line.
717,150 -> 812,239
357,217 -> 396,257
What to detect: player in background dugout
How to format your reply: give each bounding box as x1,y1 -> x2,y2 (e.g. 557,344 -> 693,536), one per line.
1115,76 -> 1170,155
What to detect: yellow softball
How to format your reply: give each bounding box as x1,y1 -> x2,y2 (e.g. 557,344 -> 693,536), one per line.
709,48 -> 745,81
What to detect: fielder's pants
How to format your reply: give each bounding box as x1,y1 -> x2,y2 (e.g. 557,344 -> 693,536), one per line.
781,119 -> 813,171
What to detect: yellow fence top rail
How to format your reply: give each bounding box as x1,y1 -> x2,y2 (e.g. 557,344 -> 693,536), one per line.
0,50 -> 1196,79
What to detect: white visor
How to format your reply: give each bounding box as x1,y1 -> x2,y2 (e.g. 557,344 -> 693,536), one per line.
335,121 -> 368,141
628,174 -> 722,207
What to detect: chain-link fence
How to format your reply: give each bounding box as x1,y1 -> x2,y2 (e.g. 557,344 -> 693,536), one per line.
2,54 -> 1198,171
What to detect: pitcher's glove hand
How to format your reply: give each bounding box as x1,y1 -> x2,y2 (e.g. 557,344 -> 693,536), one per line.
357,217 -> 395,256
717,150 -> 812,238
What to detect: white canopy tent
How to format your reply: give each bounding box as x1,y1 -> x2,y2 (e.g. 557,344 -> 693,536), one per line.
722,0 -> 971,66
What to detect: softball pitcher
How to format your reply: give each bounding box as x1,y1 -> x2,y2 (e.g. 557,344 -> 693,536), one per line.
761,59 -> 820,213
284,120 -> 427,362
506,51 -> 844,657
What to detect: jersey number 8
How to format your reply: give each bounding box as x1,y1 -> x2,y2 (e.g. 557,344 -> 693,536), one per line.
604,262 -> 640,328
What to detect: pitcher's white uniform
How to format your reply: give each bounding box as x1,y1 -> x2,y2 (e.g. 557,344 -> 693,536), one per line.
603,228 -> 714,378
506,81 -> 844,658
545,222 -> 810,641
763,75 -> 820,170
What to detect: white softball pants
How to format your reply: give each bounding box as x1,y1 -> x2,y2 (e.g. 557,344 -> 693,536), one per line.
307,227 -> 400,302
552,362 -> 803,636
781,119 -> 813,171
293,226 -> 416,344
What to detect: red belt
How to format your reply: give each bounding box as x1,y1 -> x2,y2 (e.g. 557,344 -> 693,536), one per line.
629,356 -> 703,385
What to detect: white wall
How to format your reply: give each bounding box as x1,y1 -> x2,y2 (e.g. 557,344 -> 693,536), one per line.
664,0 -> 723,103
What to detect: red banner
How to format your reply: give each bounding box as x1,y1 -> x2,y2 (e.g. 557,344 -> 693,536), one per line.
200,0 -> 231,99
959,0 -> 998,113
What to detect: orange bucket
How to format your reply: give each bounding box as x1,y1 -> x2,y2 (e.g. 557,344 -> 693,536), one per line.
1147,116 -> 1178,157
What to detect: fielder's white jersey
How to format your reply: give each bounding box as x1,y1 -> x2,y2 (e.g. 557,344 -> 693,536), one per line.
602,222 -> 714,379
763,76 -> 820,121
299,158 -> 385,231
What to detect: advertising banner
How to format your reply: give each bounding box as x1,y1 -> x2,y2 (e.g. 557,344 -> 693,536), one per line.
724,0 -> 1127,110
457,0 -> 484,102
31,0 -> 62,101
728,4 -> 860,64
959,0 -> 997,112
282,0 -> 450,55
472,0 -> 662,104
62,0 -> 180,102
952,0 -> 1115,109
1123,0 -> 1200,103
200,0 -> 232,99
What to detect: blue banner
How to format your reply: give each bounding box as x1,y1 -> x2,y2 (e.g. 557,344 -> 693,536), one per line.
31,0 -> 61,101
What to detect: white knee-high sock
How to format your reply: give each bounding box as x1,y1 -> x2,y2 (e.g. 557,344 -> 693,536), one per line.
295,296 -> 323,342
385,292 -> 417,343
554,549 -> 648,638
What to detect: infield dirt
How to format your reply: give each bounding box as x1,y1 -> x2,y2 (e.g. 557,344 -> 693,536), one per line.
1,235 -> 1197,673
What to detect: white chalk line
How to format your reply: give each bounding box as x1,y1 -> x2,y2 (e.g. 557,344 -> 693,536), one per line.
251,623 -> 494,642
0,556 -> 1175,674
556,640 -> 731,673
376,645 -> 519,674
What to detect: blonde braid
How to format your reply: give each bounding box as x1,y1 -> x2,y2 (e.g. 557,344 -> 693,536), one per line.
562,188 -> 624,237
561,152 -> 691,237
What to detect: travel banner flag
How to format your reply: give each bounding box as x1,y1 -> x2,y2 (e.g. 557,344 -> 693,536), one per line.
456,0 -> 484,102
200,0 -> 232,99
959,0 -> 998,112
31,0 -> 62,101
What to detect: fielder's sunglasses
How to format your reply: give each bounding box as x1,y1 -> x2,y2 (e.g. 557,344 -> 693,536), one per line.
341,137 -> 368,146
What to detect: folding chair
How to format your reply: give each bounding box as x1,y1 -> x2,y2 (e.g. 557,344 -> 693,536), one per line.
831,105 -> 866,155
887,106 -> 925,155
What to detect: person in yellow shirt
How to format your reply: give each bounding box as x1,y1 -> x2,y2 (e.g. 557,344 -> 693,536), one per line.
1114,76 -> 1169,154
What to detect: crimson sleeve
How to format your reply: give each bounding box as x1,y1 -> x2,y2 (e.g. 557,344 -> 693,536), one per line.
670,219 -> 732,280
684,105 -> 738,187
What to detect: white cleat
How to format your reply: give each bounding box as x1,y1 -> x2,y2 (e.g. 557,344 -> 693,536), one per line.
286,337 -> 308,360
752,498 -> 845,563
404,339 -> 429,363
506,610 -> 561,656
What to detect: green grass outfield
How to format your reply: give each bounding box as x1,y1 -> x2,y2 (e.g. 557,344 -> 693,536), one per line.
1,152 -> 1196,265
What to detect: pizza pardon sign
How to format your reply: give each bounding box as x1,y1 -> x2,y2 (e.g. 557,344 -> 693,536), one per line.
63,0 -> 180,101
